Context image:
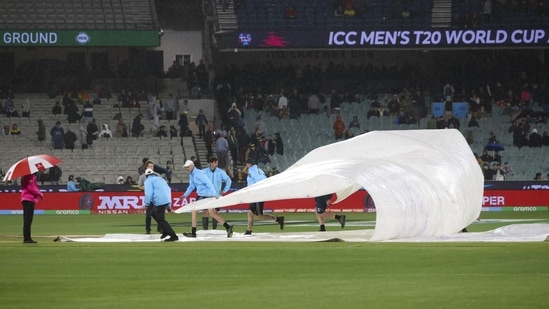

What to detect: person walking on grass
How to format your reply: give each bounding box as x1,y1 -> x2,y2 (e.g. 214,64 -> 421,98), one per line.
201,156 -> 232,230
244,158 -> 284,235
143,168 -> 178,242
314,193 -> 346,232
181,160 -> 234,238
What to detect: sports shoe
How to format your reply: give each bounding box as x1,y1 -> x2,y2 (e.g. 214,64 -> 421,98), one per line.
276,216 -> 285,230
183,232 -> 196,238
338,215 -> 346,229
226,225 -> 234,238
23,239 -> 37,243
164,236 -> 179,242
244,230 -> 252,235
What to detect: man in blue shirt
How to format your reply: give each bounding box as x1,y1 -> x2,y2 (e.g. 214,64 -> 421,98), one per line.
66,175 -> 80,192
244,159 -> 284,235
144,168 -> 178,242
202,156 -> 232,230
181,160 -> 234,238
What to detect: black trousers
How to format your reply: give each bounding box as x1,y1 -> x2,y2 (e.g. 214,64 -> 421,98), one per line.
22,201 -> 35,241
152,204 -> 177,238
145,204 -> 160,233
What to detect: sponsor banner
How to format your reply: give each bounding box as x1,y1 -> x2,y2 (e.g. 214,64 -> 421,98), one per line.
0,30 -> 160,47
235,29 -> 549,49
0,186 -> 547,214
44,210 -> 91,215
482,190 -> 549,207
502,206 -> 548,212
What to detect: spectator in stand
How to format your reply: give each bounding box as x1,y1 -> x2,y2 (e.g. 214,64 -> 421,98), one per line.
79,126 -> 88,150
64,128 -> 77,151
501,162 -> 515,177
10,123 -> 21,135
278,105 -> 290,119
155,125 -> 168,138
534,172 -> 542,181
51,101 -> 62,116
169,125 -> 178,140
67,175 -> 80,192
48,166 -> 62,186
307,92 -> 320,114
115,118 -> 129,138
482,163 -> 494,181
468,116 -> 479,127
274,132 -> 284,155
228,127 -> 239,164
492,163 -> 505,181
480,149 -> 493,163
125,176 -> 136,185
99,124 -> 113,139
6,105 -> 19,120
542,131 -> 549,146
277,90 -> 288,113
195,109 -> 208,139
348,116 -> 360,130
447,116 -> 460,130
387,94 -> 401,117
215,131 -> 229,169
131,113 -> 144,137
65,97 -> 80,124
50,121 -> 65,149
86,118 -> 99,144
330,89 -> 342,113
333,115 -> 346,140
82,100 -> 93,124
529,128 -> 542,147
21,95 -> 31,118
36,119 -> 46,142
164,93 -> 176,121
204,125 -> 214,159
492,150 -> 502,163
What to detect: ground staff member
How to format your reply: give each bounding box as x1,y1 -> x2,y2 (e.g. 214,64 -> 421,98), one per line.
202,156 -> 232,230
181,160 -> 234,238
144,168 -> 178,242
244,159 -> 284,235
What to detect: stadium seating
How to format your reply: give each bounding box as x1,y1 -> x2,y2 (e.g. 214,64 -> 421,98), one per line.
1,93 -> 191,184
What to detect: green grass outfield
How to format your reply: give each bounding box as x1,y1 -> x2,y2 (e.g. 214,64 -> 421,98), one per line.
0,212 -> 548,309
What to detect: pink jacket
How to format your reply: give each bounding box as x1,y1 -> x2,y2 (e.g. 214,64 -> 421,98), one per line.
21,174 -> 42,203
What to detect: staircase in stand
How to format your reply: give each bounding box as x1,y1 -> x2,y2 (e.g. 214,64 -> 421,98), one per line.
431,0 -> 452,28
214,1 -> 238,32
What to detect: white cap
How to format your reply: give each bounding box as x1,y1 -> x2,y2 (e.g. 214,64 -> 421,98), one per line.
145,168 -> 155,176
183,160 -> 194,167
117,176 -> 124,182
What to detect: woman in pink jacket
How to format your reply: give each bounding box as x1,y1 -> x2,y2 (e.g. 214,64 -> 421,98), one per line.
21,173 -> 43,243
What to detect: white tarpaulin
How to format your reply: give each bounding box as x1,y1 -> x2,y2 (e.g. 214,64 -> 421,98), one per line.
175,129 -> 484,241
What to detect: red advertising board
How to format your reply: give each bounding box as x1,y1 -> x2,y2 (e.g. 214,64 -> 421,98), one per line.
0,186 -> 547,214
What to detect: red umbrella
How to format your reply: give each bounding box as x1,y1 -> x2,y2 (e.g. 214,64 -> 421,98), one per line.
3,154 -> 62,182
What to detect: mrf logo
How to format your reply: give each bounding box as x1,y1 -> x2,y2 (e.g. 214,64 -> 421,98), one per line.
98,196 -> 145,210
96,196 -> 191,210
